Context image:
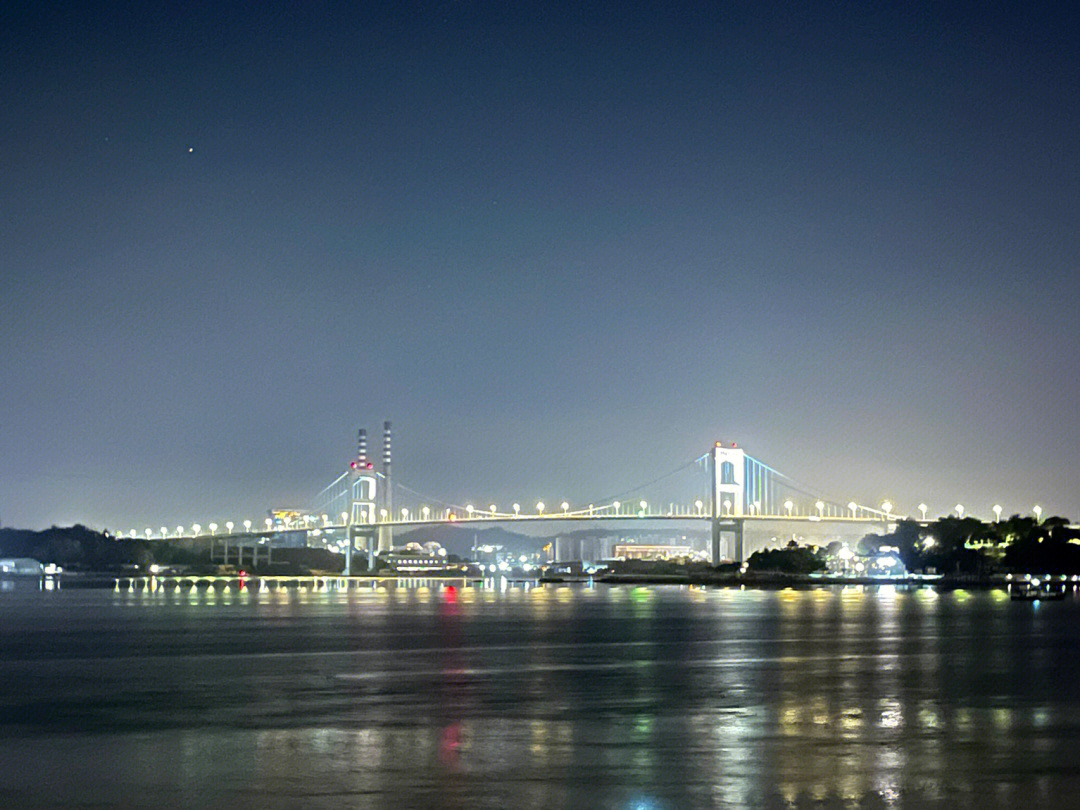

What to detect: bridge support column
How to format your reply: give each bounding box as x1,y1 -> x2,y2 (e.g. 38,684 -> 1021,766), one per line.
733,519 -> 744,565
343,527 -> 353,576
711,520 -> 722,566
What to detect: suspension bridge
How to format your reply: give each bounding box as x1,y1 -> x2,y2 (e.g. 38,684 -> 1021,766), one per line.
121,422 -> 910,570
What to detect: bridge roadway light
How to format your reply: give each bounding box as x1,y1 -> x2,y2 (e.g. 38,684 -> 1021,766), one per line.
723,499 -> 732,516
561,501 -> 569,515
193,524 -> 201,536
881,501 -> 893,522
816,500 -> 825,518
993,504 -> 1003,522
321,514 -> 329,526
918,503 -> 928,521
488,504 -> 496,516
401,508 -> 409,521
380,508 -> 388,522
243,519 -> 252,533
423,506 -> 431,520
340,511 -> 348,525
176,525 -> 184,537
513,503 -> 520,517
225,521 -> 234,534
613,501 -> 621,514
466,505 -> 474,518
847,502 -> 857,518
145,528 -> 153,540
264,518 -> 272,530
536,502 -> 545,516
955,504 -> 964,518
695,499 -> 703,515
639,500 -> 648,515
1034,505 -> 1043,522
753,500 -> 761,516
209,523 -> 218,535
784,499 -> 794,517
159,526 -> 168,539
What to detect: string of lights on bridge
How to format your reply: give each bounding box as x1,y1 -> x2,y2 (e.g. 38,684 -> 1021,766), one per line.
117,499 -> 1047,542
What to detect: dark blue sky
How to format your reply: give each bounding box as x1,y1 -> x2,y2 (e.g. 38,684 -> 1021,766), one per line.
2,1 -> 1078,529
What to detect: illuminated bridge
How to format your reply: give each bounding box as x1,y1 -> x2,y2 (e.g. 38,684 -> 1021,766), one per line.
121,421 -> 941,570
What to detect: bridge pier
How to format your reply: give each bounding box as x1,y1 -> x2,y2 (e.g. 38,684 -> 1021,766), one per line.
710,519 -> 744,565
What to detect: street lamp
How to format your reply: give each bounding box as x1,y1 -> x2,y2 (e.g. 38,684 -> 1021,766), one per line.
639,500 -> 648,515
159,526 -> 168,539
815,500 -> 825,518
466,504 -> 474,518
264,518 -> 273,530
723,498 -> 732,515
881,501 -> 893,522
613,500 -> 621,514
488,504 -> 496,516
176,525 -> 184,537
993,504 -> 1002,522
848,501 -> 858,518
536,501 -> 545,516
513,503 -> 520,517
401,508 -> 409,520
193,523 -> 201,536
145,528 -> 153,540
379,508 -> 388,522
694,499 -> 703,515
784,499 -> 794,517
340,512 -> 348,525
1034,505 -> 1043,522
243,519 -> 251,533
423,506 -> 431,520
918,503 -> 928,521
225,521 -> 234,534
561,501 -> 569,515
209,523 -> 218,535
955,504 -> 964,518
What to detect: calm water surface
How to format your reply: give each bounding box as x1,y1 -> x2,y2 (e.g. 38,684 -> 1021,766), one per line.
2,579 -> 1080,809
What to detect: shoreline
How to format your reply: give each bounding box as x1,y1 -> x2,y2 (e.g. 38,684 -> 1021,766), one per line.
4,571 -> 1067,592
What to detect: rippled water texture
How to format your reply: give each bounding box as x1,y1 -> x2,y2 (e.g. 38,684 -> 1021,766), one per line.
2,580 -> 1080,809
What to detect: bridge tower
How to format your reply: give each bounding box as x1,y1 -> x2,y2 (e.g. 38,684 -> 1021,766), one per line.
377,420 -> 393,552
710,442 -> 746,565
345,428 -> 377,574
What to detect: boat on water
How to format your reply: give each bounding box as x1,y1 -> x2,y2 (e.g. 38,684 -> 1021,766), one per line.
1010,577 -> 1067,600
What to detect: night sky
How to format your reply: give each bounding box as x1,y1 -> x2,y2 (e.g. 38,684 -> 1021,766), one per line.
2,1 -> 1078,530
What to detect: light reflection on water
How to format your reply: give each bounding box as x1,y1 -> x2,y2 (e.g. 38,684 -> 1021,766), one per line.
1,582 -> 1080,808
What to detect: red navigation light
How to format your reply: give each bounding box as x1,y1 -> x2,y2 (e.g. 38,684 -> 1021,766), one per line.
239,570 -> 247,578
732,442 -> 738,448
366,462 -> 373,469
350,461 -> 357,469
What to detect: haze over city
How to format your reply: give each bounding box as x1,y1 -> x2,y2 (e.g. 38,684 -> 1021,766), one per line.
3,1 -> 1078,529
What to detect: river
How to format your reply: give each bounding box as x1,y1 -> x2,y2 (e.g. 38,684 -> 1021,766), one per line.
2,579 -> 1079,808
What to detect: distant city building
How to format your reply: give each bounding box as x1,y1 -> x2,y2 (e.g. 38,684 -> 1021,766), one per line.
0,558 -> 44,575
613,544 -> 698,561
